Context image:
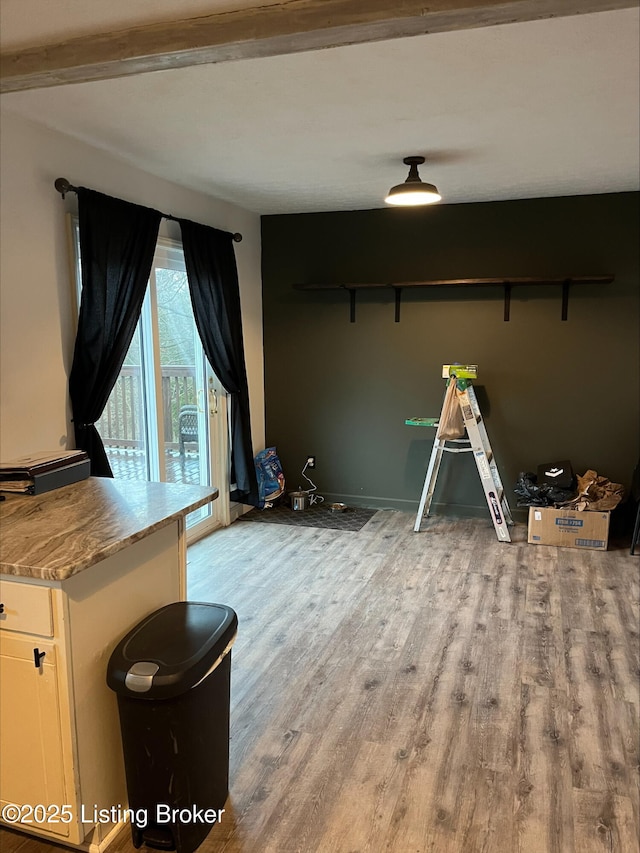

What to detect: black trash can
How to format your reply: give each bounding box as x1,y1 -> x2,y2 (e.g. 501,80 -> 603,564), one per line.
107,601 -> 237,853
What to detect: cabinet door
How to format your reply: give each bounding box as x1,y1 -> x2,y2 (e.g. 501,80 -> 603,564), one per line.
0,636 -> 71,839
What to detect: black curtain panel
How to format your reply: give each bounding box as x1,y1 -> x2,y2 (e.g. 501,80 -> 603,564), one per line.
179,218 -> 259,506
69,189 -> 162,476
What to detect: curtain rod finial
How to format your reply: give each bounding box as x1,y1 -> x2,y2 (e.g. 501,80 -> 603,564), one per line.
55,177 -> 79,199
54,177 -> 71,198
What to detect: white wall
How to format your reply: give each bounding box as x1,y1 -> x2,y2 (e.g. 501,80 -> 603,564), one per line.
0,108 -> 265,460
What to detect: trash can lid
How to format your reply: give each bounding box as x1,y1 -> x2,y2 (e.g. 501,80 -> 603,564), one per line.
106,601 -> 237,699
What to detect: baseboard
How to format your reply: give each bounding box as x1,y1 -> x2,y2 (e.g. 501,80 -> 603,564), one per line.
320,493 -> 417,512
320,493 -> 528,524
86,820 -> 127,853
229,502 -> 251,523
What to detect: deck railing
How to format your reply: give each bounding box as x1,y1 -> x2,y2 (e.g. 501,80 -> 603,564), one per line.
97,366 -> 197,450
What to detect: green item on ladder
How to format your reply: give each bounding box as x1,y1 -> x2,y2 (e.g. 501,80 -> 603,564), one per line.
443,363 -> 478,380
405,417 -> 439,427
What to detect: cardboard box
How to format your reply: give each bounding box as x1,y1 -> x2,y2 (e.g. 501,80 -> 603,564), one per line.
527,506 -> 610,551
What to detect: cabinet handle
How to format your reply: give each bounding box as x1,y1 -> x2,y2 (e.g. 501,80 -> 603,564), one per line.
0,603 -> 4,614
33,648 -> 46,668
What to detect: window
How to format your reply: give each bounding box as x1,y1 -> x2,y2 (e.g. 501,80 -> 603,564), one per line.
70,221 -> 230,537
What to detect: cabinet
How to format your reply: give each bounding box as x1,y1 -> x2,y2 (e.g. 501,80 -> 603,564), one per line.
0,578 -> 80,843
0,526 -> 181,849
0,478 -> 216,852
0,635 -> 70,836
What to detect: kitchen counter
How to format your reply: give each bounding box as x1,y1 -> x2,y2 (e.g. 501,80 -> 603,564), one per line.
0,477 -> 217,580
0,477 -> 218,851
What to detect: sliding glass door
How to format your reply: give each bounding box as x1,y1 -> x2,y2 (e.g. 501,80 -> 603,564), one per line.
72,226 -> 229,538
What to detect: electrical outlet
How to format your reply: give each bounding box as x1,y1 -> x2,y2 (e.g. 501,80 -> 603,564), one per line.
306,456 -> 316,468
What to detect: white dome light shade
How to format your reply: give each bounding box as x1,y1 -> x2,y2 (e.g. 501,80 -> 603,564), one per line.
385,156 -> 442,206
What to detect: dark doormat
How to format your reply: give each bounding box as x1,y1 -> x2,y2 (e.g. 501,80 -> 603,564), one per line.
238,502 -> 378,531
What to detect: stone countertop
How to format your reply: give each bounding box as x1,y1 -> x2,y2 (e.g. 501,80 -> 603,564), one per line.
0,478 -> 218,581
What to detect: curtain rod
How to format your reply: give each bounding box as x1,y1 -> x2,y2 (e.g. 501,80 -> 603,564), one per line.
54,177 -> 243,242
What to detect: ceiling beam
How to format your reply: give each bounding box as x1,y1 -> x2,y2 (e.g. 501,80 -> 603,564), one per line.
1,0 -> 637,93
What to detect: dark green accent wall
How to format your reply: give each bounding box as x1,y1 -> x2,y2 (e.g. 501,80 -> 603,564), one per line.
261,192 -> 639,518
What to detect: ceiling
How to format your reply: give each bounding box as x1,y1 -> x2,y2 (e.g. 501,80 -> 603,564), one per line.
1,4 -> 639,215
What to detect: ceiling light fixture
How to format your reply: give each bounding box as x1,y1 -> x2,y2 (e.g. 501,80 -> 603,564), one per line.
385,156 -> 441,206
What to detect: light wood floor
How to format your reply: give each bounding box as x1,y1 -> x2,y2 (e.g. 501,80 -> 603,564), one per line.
3,512 -> 639,852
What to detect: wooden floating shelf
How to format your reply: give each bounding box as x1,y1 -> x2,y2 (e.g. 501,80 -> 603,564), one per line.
293,276 -> 615,323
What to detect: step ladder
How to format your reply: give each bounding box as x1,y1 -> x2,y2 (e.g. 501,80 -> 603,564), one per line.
412,367 -> 513,541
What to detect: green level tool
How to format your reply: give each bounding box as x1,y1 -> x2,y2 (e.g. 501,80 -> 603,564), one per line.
405,417 -> 439,427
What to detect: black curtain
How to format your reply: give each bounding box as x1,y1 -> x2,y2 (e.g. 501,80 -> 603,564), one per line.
69,189 -> 162,476
179,218 -> 259,506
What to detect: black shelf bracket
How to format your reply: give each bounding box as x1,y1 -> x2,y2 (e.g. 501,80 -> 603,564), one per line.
562,279 -> 571,321
349,289 -> 356,323
503,283 -> 512,322
394,287 -> 402,323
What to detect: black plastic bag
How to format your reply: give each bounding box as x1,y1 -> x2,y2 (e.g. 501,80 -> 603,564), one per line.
514,471 -> 576,507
